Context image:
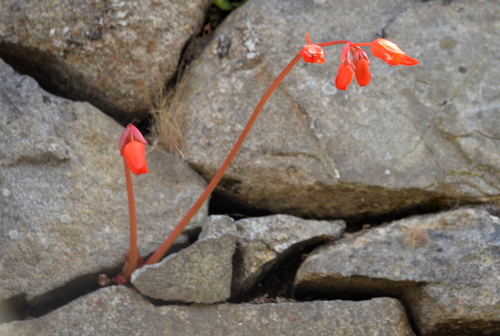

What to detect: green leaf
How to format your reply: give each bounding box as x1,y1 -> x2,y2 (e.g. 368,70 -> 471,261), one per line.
214,0 -> 247,11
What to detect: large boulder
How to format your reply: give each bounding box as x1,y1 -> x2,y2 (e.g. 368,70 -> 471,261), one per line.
0,0 -> 212,120
0,286 -> 415,336
164,0 -> 500,218
294,207 -> 500,335
0,58 -> 208,310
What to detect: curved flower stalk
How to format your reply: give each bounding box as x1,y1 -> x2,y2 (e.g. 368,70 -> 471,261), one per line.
115,124 -> 148,283
142,33 -> 419,267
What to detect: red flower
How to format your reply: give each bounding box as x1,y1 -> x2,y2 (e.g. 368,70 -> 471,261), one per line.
334,43 -> 356,90
352,48 -> 371,86
119,124 -> 148,175
335,64 -> 355,90
370,38 -> 419,66
299,33 -> 327,64
354,58 -> 370,86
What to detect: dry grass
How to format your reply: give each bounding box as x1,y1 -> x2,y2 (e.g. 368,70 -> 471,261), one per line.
150,35 -> 211,158
150,85 -> 186,158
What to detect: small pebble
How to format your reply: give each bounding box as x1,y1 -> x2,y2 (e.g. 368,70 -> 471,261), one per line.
8,230 -> 19,240
322,82 -> 337,95
60,214 -> 71,223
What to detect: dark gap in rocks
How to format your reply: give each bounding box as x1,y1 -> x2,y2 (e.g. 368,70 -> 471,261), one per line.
146,4 -> 228,151
157,3 -> 236,97
0,227 -> 201,324
0,43 -> 142,125
186,226 -> 203,244
210,191 -> 459,233
141,296 -> 207,307
343,197 -> 450,233
2,265 -> 122,323
228,241 -> 325,304
419,0 -> 452,3
0,44 -> 66,102
209,192 -> 274,219
122,5 -> 225,138
0,4 -> 233,136
294,276 -> 424,335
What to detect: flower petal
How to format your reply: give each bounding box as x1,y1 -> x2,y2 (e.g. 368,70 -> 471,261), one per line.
355,59 -> 371,86
370,38 -> 419,66
123,141 -> 148,175
370,44 -> 393,64
119,124 -> 147,151
399,54 -> 419,66
372,38 -> 405,54
335,64 -> 354,90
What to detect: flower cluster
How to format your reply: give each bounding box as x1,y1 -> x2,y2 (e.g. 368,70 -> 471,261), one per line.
299,34 -> 419,90
119,124 -> 148,175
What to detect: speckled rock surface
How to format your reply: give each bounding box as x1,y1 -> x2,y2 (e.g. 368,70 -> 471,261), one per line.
0,286 -> 416,336
0,58 -> 208,308
131,216 -> 236,303
232,214 -> 345,295
0,0 -> 212,120
165,0 -> 500,218
294,207 -> 500,335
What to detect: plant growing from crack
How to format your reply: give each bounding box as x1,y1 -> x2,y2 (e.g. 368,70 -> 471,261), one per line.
114,124 -> 149,284
116,33 -> 418,281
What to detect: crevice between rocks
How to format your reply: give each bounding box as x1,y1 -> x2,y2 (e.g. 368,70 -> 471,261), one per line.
1,228 -> 199,324
209,188 -> 463,230
2,264 -> 122,324
294,275 -> 424,336
229,240 -> 326,303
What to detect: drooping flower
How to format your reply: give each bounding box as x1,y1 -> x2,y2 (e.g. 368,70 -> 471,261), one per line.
299,33 -> 327,64
369,38 -> 419,66
334,43 -> 355,90
335,63 -> 355,90
352,47 -> 371,86
119,124 -> 148,175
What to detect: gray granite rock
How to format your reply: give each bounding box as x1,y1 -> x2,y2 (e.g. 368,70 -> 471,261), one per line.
198,215 -> 237,241
232,214 -> 345,295
295,207 -> 500,335
131,216 -> 236,303
163,0 -> 500,218
0,58 -> 208,309
0,0 -> 212,120
0,286 -> 416,336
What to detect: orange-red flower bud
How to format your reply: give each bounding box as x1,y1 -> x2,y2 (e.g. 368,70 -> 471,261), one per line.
123,140 -> 148,175
335,64 -> 354,90
119,124 -> 148,175
299,33 -> 327,64
370,38 -> 419,66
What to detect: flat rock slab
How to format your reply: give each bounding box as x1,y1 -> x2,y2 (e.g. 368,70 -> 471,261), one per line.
170,0 -> 500,218
0,0 -> 211,120
0,286 -> 416,336
295,207 -> 500,335
132,216 -> 236,303
232,214 -> 345,295
0,58 -> 208,308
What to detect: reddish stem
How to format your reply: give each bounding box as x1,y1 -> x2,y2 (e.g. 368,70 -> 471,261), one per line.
121,160 -> 140,279
145,54 -> 303,265
316,40 -> 352,48
349,42 -> 371,47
